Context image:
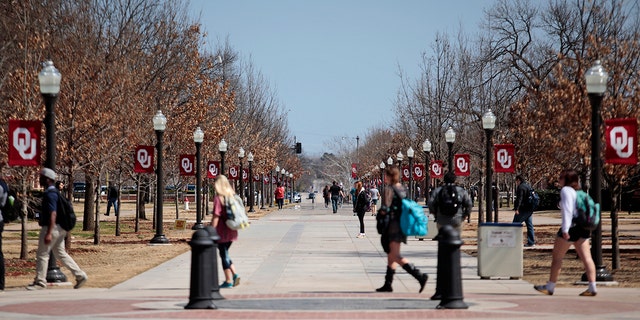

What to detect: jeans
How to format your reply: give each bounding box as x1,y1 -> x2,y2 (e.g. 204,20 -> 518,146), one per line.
513,211 -> 535,245
218,241 -> 233,270
107,197 -> 118,215
35,225 -> 86,285
331,196 -> 339,213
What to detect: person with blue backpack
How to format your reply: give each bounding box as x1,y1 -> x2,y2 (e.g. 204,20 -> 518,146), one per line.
534,169 -> 597,297
375,165 -> 428,293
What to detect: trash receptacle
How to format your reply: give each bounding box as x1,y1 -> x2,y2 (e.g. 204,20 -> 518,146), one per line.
477,223 -> 523,279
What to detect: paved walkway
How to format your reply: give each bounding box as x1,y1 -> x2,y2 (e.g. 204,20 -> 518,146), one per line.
1,202 -> 639,319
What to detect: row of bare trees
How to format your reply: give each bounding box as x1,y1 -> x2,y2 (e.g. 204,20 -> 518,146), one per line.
0,0 -> 300,253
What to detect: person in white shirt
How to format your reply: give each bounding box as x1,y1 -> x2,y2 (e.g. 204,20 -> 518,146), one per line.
534,169 -> 597,297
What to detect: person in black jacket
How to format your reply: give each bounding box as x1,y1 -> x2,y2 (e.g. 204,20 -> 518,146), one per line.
353,181 -> 367,238
513,175 -> 535,247
105,183 -> 119,216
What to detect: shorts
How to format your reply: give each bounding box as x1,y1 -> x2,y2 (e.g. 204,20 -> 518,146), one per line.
371,199 -> 378,205
557,226 -> 591,242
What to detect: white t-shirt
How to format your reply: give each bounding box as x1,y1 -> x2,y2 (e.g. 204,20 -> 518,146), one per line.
369,188 -> 379,200
559,186 -> 577,233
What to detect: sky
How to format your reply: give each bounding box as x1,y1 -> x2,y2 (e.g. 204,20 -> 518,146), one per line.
188,0 -> 497,156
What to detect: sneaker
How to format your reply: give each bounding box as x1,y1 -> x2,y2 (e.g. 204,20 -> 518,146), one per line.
534,284 -> 553,295
74,275 -> 88,289
579,290 -> 597,297
524,243 -> 536,248
357,233 -> 366,238
233,274 -> 241,287
26,282 -> 46,291
219,281 -> 233,288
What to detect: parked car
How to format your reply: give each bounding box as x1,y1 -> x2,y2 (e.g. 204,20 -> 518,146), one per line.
73,182 -> 86,202
308,192 -> 316,199
293,192 -> 301,203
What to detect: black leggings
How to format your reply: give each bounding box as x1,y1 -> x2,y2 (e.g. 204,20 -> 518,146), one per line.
357,211 -> 365,233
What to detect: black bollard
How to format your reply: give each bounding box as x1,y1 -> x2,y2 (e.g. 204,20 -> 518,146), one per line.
205,225 -> 224,300
185,228 -> 216,309
435,225 -> 468,310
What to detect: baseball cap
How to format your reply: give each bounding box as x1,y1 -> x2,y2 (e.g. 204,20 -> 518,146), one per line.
40,168 -> 57,180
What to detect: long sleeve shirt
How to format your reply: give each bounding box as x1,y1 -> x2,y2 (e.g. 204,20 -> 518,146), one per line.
559,186 -> 577,233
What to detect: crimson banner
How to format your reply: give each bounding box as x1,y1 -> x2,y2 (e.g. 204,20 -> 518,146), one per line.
228,166 -> 239,180
134,145 -> 154,173
8,120 -> 41,167
179,154 -> 195,176
207,161 -> 220,179
430,160 -> 444,179
253,174 -> 261,182
494,144 -> 516,173
242,168 -> 249,181
454,154 -> 471,176
605,118 -> 638,165
351,163 -> 358,179
413,164 -> 425,181
402,165 -> 410,181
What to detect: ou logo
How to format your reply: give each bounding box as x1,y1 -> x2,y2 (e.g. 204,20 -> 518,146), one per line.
431,163 -> 442,176
208,163 -> 218,176
414,166 -> 423,178
181,157 -> 193,173
229,167 -> 238,178
610,126 -> 634,158
13,128 -> 37,160
137,148 -> 152,168
456,157 -> 469,172
496,149 -> 512,168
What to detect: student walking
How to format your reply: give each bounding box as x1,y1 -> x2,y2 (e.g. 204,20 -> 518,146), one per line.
534,169 -> 597,297
274,182 -> 285,210
369,185 -> 379,216
210,175 -> 241,288
513,175 -> 536,247
376,165 -> 428,293
353,181 -> 367,238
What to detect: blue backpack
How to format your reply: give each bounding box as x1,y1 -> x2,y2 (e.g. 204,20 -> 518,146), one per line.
400,198 -> 428,237
574,190 -> 600,231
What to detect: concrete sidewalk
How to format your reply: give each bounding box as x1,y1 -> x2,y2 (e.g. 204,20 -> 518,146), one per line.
1,203 -> 639,319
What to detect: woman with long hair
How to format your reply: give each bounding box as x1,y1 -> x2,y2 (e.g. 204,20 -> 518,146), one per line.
376,165 -> 428,293
210,175 -> 241,288
353,181 -> 367,238
534,169 -> 597,296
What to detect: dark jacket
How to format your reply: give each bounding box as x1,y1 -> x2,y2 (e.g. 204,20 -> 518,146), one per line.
514,181 -> 533,212
428,184 -> 473,227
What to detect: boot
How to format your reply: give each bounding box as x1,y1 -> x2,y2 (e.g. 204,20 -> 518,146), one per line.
376,267 -> 395,292
402,263 -> 428,293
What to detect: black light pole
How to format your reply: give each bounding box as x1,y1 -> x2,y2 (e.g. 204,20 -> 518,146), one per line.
379,162 -> 386,204
422,139 -> 432,204
150,110 -> 169,244
396,151 -> 404,188
584,60 -> 613,282
445,127 -> 456,173
290,173 -> 294,203
260,171 -> 266,210
238,147 -> 245,204
407,147 -> 414,200
218,139 -> 227,176
192,127 -> 204,230
39,61 -> 67,283
482,110 -> 496,224
271,165 -> 279,208
247,152 -> 255,212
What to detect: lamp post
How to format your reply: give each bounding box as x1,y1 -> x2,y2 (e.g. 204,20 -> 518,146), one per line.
289,173 -> 294,204
281,168 -> 286,203
445,127 -> 456,172
422,139 -> 432,204
39,60 -> 67,283
238,147 -> 245,204
150,110 -> 169,244
379,161 -> 386,203
218,139 -> 227,175
584,60 -> 613,282
272,165 -> 279,208
482,110 -> 496,224
192,127 -> 204,230
247,152 -> 255,212
407,147 -> 414,200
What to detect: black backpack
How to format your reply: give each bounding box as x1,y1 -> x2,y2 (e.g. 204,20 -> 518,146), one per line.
0,179 -> 17,221
439,184 -> 461,216
53,190 -> 76,231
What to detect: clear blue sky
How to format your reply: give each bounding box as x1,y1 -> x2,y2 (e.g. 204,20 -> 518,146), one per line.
189,0 -> 496,156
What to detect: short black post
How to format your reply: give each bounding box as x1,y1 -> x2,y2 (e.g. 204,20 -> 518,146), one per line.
206,226 -> 224,300
436,225 -> 468,310
185,229 -> 216,309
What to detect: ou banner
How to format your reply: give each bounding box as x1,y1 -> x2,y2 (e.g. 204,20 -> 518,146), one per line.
351,163 -> 358,179
179,154 -> 195,176
228,166 -> 239,180
494,144 -> 516,173
413,164 -> 425,181
430,160 -> 444,179
207,161 -> 220,179
454,154 -> 471,176
605,118 -> 638,165
8,120 -> 41,167
134,145 -> 154,173
242,168 -> 249,181
401,165 -> 410,181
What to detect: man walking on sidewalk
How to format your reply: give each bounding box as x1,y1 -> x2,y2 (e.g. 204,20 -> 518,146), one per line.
27,168 -> 88,290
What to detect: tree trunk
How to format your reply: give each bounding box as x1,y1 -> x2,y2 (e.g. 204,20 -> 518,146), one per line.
93,176 -> 101,245
83,175 -> 95,231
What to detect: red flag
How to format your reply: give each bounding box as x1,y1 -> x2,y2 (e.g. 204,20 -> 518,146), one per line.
179,154 -> 195,176
494,144 -> 515,173
454,154 -> 471,176
242,168 -> 249,181
430,160 -> 444,179
8,120 -> 41,167
207,161 -> 220,179
413,164 -> 425,181
134,145 -> 154,173
401,165 -> 410,181
228,166 -> 239,180
351,163 -> 358,179
605,118 -> 638,165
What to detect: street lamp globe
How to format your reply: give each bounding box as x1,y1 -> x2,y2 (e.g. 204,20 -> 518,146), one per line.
289,173 -> 293,178
238,147 -> 245,159
218,139 -> 228,152
193,127 -> 204,143
387,157 -> 394,166
379,161 -> 385,169
407,147 -> 414,158
397,151 -> 404,162
585,60 -> 608,94
482,110 -> 496,130
247,152 -> 254,162
275,165 -> 280,173
445,127 -> 456,143
152,110 -> 167,131
281,168 -> 286,175
422,139 -> 432,153
39,61 -> 61,95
